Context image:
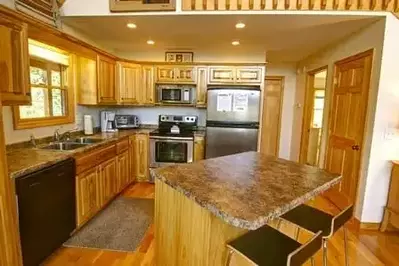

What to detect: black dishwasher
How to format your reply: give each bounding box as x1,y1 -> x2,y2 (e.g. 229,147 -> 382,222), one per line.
16,158 -> 76,266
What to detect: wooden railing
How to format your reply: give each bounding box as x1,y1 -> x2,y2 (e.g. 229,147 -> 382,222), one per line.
182,0 -> 399,12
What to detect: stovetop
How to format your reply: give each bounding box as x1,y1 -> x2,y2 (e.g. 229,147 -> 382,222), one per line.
150,129 -> 194,138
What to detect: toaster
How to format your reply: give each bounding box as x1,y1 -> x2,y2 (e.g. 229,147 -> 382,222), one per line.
114,115 -> 140,129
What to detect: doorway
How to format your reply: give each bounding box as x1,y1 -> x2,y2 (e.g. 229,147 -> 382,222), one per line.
299,67 -> 328,166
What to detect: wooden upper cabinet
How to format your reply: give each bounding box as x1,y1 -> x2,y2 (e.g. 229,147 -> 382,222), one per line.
196,67 -> 207,107
175,67 -> 195,83
236,67 -> 263,83
209,67 -> 235,84
142,66 -> 155,105
97,55 -> 117,104
77,56 -> 97,105
116,62 -> 141,104
157,66 -> 175,83
156,66 -> 195,84
0,16 -> 30,106
76,167 -> 99,227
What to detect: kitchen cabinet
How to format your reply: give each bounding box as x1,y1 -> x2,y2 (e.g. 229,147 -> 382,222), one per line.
209,67 -> 235,84
0,16 -> 30,106
99,158 -> 117,206
77,167 -> 99,227
236,67 -> 263,83
77,56 -> 97,105
209,66 -> 264,85
131,133 -> 150,182
141,66 -> 155,105
156,66 -> 195,84
196,67 -> 207,107
129,136 -> 137,183
381,162 -> 399,232
97,55 -> 117,104
117,150 -> 130,191
194,135 -> 205,162
117,62 -> 141,104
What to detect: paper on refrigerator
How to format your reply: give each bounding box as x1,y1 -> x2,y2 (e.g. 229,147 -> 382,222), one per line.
233,92 -> 249,112
217,92 -> 232,112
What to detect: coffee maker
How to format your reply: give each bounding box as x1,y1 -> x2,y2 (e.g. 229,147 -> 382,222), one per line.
100,111 -> 118,132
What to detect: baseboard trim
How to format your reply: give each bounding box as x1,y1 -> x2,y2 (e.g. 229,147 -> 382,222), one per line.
360,222 -> 381,230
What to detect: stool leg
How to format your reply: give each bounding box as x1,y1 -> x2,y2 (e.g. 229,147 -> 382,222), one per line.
277,218 -> 282,230
322,238 -> 328,266
225,249 -> 234,266
295,226 -> 300,241
343,226 -> 349,266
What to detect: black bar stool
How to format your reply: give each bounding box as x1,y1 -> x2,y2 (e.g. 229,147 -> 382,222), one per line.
225,224 -> 323,266
279,204 -> 353,266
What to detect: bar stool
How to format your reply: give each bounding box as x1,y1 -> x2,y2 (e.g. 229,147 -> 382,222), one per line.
225,224 -> 322,266
279,204 -> 353,266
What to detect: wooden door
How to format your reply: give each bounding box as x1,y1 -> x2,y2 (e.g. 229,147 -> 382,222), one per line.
236,67 -> 263,84
77,56 -> 97,105
129,135 -> 137,182
142,66 -> 155,105
117,62 -> 141,104
208,67 -> 235,84
99,158 -> 117,206
325,50 -> 373,205
76,167 -> 99,226
134,133 -> 149,182
260,77 -> 284,156
0,17 -> 30,106
97,55 -> 117,104
157,66 -> 175,83
117,150 -> 130,191
196,67 -> 207,107
175,67 -> 195,83
194,136 -> 205,162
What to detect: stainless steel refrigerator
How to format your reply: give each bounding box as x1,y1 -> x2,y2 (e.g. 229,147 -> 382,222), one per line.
205,86 -> 261,159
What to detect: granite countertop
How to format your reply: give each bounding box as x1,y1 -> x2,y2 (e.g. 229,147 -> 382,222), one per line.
7,127 -> 155,179
151,151 -> 341,230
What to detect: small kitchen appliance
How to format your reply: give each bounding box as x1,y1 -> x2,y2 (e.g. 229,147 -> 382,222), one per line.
100,111 -> 118,133
115,115 -> 140,129
150,115 -> 198,171
83,115 -> 94,135
157,84 -> 194,104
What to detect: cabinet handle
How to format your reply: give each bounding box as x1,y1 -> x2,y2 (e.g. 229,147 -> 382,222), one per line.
351,145 -> 360,151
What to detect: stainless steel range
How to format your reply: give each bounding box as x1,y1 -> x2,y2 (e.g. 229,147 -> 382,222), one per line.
150,115 -> 198,169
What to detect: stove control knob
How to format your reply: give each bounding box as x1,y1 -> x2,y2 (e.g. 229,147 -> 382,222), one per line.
161,116 -> 166,121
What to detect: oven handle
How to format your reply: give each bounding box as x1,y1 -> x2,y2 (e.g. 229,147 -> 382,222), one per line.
150,136 -> 194,141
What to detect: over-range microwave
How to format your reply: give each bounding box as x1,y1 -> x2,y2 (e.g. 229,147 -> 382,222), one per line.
109,0 -> 176,12
157,85 -> 194,104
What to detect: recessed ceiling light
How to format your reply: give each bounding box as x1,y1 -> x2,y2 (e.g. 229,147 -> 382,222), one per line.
127,23 -> 137,29
232,41 -> 240,46
147,40 -> 155,45
235,22 -> 246,29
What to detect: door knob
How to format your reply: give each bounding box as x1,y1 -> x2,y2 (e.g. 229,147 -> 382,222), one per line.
352,145 -> 360,151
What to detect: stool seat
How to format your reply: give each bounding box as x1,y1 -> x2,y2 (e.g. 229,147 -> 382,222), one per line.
227,224 -> 322,266
281,204 -> 333,237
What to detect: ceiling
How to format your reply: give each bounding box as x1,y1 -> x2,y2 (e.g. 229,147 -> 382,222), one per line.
62,14 -> 380,62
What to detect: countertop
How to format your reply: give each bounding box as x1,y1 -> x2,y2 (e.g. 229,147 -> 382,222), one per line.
151,151 -> 341,230
7,127 -> 155,179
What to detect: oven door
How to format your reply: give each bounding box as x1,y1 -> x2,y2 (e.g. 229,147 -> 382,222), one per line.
150,136 -> 193,167
160,88 -> 182,103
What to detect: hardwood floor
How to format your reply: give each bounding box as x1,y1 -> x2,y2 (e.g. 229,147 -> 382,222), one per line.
44,183 -> 399,266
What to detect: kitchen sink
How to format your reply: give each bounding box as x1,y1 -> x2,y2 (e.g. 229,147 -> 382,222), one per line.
68,137 -> 103,144
40,142 -> 89,151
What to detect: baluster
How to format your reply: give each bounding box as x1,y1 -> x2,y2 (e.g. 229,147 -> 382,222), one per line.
249,0 -> 254,9
346,0 -> 352,9
383,0 -> 391,9
297,0 -> 302,9
190,0 -> 195,9
260,0 -> 266,9
226,0 -> 230,9
272,0 -> 278,8
285,0 -> 290,8
370,0 -> 376,9
333,0 -> 339,9
357,0 -> 362,9
395,0 -> 399,11
321,0 -> 327,9
309,0 -> 315,9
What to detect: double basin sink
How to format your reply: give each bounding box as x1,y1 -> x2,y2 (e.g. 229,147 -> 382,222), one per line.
40,137 -> 103,151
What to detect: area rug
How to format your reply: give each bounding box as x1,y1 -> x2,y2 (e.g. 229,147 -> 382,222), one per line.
64,197 -> 154,252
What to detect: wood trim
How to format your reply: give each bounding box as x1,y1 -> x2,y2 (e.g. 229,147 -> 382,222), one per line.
75,144 -> 117,175
109,0 -> 176,12
360,222 -> 381,230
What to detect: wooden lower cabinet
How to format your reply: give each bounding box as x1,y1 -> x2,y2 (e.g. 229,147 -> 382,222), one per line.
76,167 -> 99,227
131,134 -> 150,182
194,135 -> 205,162
98,158 -> 117,207
117,150 -> 130,192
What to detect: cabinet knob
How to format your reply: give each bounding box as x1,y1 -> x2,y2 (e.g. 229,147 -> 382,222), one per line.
351,145 -> 360,151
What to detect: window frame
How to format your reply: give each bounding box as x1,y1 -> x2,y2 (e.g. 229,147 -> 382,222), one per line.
12,57 -> 75,130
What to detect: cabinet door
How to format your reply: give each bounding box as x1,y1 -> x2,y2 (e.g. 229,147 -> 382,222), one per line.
194,136 -> 205,162
77,56 -> 97,105
0,19 -> 30,106
76,167 -> 99,227
117,62 -> 141,104
175,67 -> 195,83
157,66 -> 175,83
208,67 -> 235,84
134,134 -> 149,182
97,55 -> 117,104
117,150 -> 130,191
129,136 -> 137,183
196,67 -> 207,107
142,66 -> 155,105
236,67 -> 263,84
99,158 -> 117,206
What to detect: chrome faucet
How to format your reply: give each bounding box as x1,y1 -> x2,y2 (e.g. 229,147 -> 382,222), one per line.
60,131 -> 72,141
53,129 -> 60,142
30,134 -> 37,148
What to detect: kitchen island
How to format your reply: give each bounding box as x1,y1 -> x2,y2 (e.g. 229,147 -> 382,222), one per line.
151,151 -> 341,266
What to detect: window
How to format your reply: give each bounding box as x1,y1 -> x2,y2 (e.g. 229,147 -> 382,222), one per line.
13,40 -> 74,129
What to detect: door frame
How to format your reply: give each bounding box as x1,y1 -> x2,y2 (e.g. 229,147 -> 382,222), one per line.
299,66 -> 328,165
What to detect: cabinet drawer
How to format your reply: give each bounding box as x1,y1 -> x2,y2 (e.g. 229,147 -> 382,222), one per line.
75,144 -> 117,174
116,138 -> 129,154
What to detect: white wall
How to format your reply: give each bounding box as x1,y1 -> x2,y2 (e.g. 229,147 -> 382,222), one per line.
295,18 -> 386,220
265,63 -> 297,160
360,14 -> 399,223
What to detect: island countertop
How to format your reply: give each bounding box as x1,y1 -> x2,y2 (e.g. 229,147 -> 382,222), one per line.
152,151 -> 341,230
